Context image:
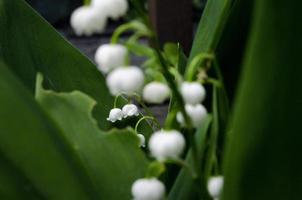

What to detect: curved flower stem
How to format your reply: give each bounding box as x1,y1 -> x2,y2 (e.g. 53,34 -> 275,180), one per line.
135,116 -> 158,134
111,21 -> 153,44
185,53 -> 214,81
113,93 -> 130,108
131,93 -> 161,128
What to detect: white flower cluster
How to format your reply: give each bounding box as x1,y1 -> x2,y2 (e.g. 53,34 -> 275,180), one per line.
207,176 -> 224,200
107,104 -> 140,123
177,81 -> 208,128
131,129 -> 185,199
107,104 -> 145,147
70,0 -> 128,36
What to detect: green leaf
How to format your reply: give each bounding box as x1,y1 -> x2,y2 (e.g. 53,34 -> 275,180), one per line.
0,63 -> 97,199
0,155 -> 42,200
0,62 -> 149,199
223,0 -> 302,199
0,0 -> 113,129
35,73 -> 149,199
185,0 -> 236,81
168,116 -> 212,200
188,0 -> 235,63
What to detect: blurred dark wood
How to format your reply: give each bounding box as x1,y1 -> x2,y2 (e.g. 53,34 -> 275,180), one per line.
148,0 -> 193,55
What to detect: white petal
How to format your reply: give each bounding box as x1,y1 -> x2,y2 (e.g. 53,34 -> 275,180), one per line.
70,6 -> 107,36
148,130 -> 185,161
177,104 -> 208,128
207,176 -> 224,199
122,104 -> 139,118
132,178 -> 165,200
137,134 -> 145,148
107,108 -> 124,122
106,66 -> 145,96
180,82 -> 206,105
94,44 -> 127,73
143,82 -> 170,104
92,0 -> 128,20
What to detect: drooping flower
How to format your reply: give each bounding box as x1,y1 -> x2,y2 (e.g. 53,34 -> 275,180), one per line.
131,178 -> 165,200
143,82 -> 170,104
70,6 -> 107,36
148,130 -> 185,162
106,66 -> 145,96
207,176 -> 224,200
106,108 -> 124,122
176,104 -> 208,128
180,82 -> 206,105
92,0 -> 128,20
137,134 -> 146,148
94,44 -> 128,73
122,104 -> 140,118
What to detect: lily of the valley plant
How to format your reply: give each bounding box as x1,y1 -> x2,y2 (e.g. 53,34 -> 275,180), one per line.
0,0 -> 300,199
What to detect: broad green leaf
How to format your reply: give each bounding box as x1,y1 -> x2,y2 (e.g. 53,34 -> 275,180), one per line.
0,62 -> 149,199
0,63 -> 97,199
185,0 -> 236,81
168,116 -> 212,200
187,0 -> 235,63
0,155 -> 42,200
0,0 -> 112,129
35,74 -> 149,199
223,0 -> 302,199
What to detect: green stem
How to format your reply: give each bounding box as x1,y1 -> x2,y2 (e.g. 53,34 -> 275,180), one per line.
83,0 -> 91,6
111,21 -> 153,44
135,116 -> 156,133
185,53 -> 214,81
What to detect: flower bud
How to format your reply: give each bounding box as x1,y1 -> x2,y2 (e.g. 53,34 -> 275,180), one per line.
122,104 -> 139,118
94,44 -> 128,73
131,178 -> 165,200
180,82 -> 206,105
143,82 -> 170,104
177,104 -> 208,128
106,66 -> 145,96
137,134 -> 145,148
70,6 -> 107,36
92,0 -> 128,20
106,108 -> 123,123
148,130 -> 185,161
207,176 -> 224,199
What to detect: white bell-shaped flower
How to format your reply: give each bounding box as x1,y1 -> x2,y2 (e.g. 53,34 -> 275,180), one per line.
180,82 -> 206,105
143,82 -> 170,104
122,104 -> 139,118
148,130 -> 185,162
70,6 -> 107,36
106,66 -> 145,96
95,44 -> 128,73
137,134 -> 146,148
177,104 -> 208,128
207,176 -> 224,200
106,108 -> 124,123
131,178 -> 165,200
92,0 -> 128,20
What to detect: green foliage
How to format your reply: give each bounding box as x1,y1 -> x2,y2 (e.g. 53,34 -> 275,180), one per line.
0,0 -> 112,130
223,0 -> 302,199
0,0 -> 151,199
